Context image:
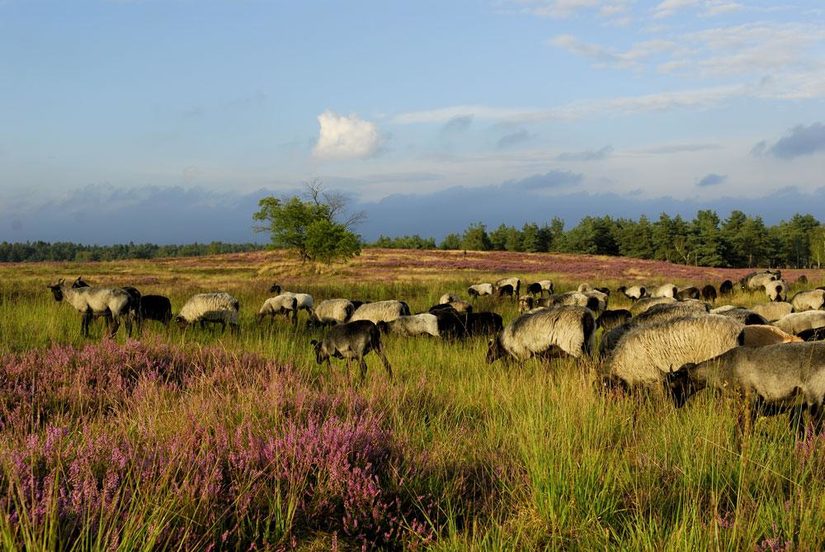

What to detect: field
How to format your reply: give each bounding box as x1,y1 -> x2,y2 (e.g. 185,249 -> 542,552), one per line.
1,248 -> 824,551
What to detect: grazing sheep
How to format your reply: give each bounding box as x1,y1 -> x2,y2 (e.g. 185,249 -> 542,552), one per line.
740,271 -> 780,291
633,301 -> 710,326
666,342 -> 825,436
307,298 -> 355,328
176,292 -> 240,333
750,302 -> 793,322
140,295 -> 173,327
495,277 -> 521,300
279,292 -> 314,321
258,294 -> 300,325
719,280 -> 734,295
465,312 -> 504,337
350,300 -> 411,324
439,293 -> 459,305
577,283 -> 593,293
496,284 -> 517,299
47,279 -> 132,338
791,289 -> 825,312
71,277 -> 141,336
798,327 -> 825,342
542,291 -> 602,312
651,283 -> 678,299
428,301 -> 472,316
429,307 -> 467,339
617,285 -> 647,301
605,315 -> 797,389
596,309 -> 632,332
764,280 -> 787,302
712,308 -> 768,326
701,284 -> 718,302
311,320 -> 392,381
676,287 -> 701,300
774,311 -> 825,335
583,289 -> 609,313
527,280 -> 554,297
629,296 -> 676,315
487,305 -> 595,363
378,313 -> 440,337
468,283 -> 494,298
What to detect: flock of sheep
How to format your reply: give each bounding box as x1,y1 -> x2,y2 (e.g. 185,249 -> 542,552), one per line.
47,271 -> 825,438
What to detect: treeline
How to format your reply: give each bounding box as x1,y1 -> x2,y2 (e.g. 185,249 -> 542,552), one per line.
0,241 -> 265,263
369,210 -> 825,269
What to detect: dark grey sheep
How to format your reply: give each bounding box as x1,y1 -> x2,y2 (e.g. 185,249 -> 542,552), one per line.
311,320 -> 392,381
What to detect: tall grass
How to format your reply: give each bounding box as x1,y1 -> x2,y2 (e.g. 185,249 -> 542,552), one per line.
1,256 -> 824,549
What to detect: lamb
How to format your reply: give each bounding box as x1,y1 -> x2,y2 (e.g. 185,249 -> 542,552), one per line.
257,294 -> 299,325
495,277 -> 521,300
791,289 -> 825,312
487,305 -> 595,364
47,279 -> 132,338
176,292 -> 240,333
617,285 -> 647,302
350,300 -> 411,324
750,302 -> 793,322
378,313 -> 440,337
774,311 -> 825,335
310,320 -> 392,381
665,342 -> 825,436
764,279 -> 787,302
604,314 -> 798,389
527,280 -> 554,297
596,309 -> 632,332
676,287 -> 701,300
701,284 -> 718,302
651,283 -> 678,299
719,280 -> 734,295
140,295 -> 173,327
468,283 -> 494,298
307,298 -> 355,328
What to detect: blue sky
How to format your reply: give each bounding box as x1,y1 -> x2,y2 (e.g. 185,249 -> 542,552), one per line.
2,0 -> 824,243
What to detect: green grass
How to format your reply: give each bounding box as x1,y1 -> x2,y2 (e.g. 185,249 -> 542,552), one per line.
1,255 -> 824,550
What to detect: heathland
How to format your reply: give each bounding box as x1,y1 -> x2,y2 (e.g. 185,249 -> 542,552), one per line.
1,248 -> 823,550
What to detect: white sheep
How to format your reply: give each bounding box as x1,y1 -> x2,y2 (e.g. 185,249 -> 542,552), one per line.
257,294 -> 299,325
47,279 -> 131,338
439,293 -> 459,304
750,302 -> 794,322
629,296 -> 676,315
774,311 -> 825,335
379,313 -> 440,337
349,300 -> 411,324
617,285 -> 647,301
308,298 -> 355,327
527,280 -> 554,296
764,279 -> 788,302
176,292 -> 240,333
791,289 -> 825,312
486,305 -> 595,363
651,283 -> 678,299
468,283 -> 494,298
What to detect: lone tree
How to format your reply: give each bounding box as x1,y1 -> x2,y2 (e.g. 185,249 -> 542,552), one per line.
253,180 -> 364,263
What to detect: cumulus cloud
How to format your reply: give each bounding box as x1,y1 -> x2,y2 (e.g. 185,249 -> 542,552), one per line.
556,145 -> 614,161
313,110 -> 382,160
753,122 -> 825,160
497,129 -> 535,149
696,173 -> 726,187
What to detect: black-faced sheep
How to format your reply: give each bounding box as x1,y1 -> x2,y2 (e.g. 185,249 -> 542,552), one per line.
651,283 -> 678,299
527,280 -> 554,297
676,287 -> 700,300
307,298 -> 355,328
701,284 -> 717,302
496,284 -> 516,300
617,285 -> 646,302
378,313 -> 439,337
495,277 -> 521,300
764,280 -> 787,302
439,293 -> 459,305
48,279 -> 132,338
310,320 -> 392,381
257,294 -> 300,325
468,283 -> 494,298
176,292 -> 240,333
140,295 -> 173,327
350,300 -> 411,324
71,277 -> 141,336
719,280 -> 734,295
791,289 -> 825,312
486,306 -> 595,364
797,327 -> 825,342
666,342 -> 825,437
740,271 -> 780,291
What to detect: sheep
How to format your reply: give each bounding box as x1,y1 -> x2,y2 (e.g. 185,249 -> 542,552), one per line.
750,302 -> 793,322
665,342 -> 825,437
583,289 -> 608,313
378,313 -> 439,337
629,296 -> 676,315
633,301 -> 710,326
617,285 -> 647,302
577,283 -> 593,293
444,299 -> 472,313
176,292 -> 240,333
279,292 -> 314,321
764,279 -> 787,302
527,280 -> 554,297
468,283 -> 494,298
487,305 -> 595,364
774,311 -> 825,335
428,307 -> 467,339
257,294 -> 300,325
604,314 -> 798,389
140,295 -> 173,327
269,283 -> 282,294
798,327 -> 825,342
651,283 -> 678,299
676,287 -> 700,300
350,300 -> 411,324
791,289 -> 825,312
496,284 -> 517,300
71,277 -> 141,336
596,309 -> 632,332
712,308 -> 768,326
439,293 -> 459,305
740,271 -> 780,291
542,291 -> 601,312
47,279 -> 132,338
519,295 -> 536,313
719,280 -> 734,295
307,298 -> 355,328
465,312 -> 504,337
797,275 -> 808,286
495,277 -> 521,300
701,284 -> 718,302
310,320 -> 392,381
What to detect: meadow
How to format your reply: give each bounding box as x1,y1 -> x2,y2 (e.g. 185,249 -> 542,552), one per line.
1,248 -> 824,551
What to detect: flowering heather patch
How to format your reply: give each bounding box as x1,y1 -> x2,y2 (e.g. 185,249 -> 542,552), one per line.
0,340 -> 435,549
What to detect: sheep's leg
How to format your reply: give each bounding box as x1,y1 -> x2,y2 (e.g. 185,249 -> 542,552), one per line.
359,356 -> 368,382
107,315 -> 120,339
374,345 -> 393,379
219,320 -> 226,333
291,309 -> 298,326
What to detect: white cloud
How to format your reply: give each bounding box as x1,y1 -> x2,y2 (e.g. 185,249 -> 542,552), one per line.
313,110 -> 382,160
504,0 -> 631,21
653,0 -> 699,19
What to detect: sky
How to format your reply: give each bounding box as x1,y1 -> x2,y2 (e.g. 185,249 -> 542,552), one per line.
1,0 -> 824,243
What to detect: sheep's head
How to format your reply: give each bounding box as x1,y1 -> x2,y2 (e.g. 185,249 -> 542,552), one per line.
665,364 -> 697,408
518,296 -> 534,312
485,337 -> 505,364
269,283 -> 282,294
310,339 -> 327,365
47,279 -> 65,301
174,315 -> 189,329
